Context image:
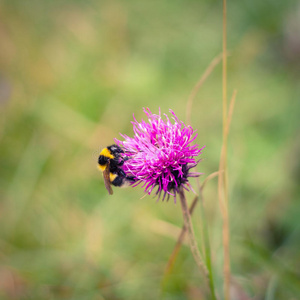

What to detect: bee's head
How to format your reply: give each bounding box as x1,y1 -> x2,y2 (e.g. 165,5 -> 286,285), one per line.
98,155 -> 109,166
108,144 -> 124,154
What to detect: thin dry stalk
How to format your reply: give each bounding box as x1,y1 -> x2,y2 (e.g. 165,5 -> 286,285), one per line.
186,53 -> 223,125
221,0 -> 231,298
218,90 -> 237,213
219,89 -> 237,300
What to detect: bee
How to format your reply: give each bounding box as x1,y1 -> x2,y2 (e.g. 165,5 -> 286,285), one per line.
98,144 -> 135,195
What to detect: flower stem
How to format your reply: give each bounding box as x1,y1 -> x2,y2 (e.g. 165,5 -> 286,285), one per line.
164,195 -> 199,276
178,188 -> 217,300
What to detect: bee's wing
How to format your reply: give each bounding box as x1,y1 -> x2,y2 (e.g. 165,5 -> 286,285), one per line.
103,162 -> 113,195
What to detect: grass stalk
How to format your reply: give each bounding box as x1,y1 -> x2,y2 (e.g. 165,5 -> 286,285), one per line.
221,0 -> 231,299
218,89 -> 237,300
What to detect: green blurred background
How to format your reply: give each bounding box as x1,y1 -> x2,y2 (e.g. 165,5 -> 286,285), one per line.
1,0 -> 300,299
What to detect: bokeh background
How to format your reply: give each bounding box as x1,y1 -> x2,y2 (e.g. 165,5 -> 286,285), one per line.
1,0 -> 300,299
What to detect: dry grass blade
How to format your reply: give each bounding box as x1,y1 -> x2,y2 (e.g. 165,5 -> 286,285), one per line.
200,171 -> 222,192
186,53 -> 223,125
225,89 -> 237,138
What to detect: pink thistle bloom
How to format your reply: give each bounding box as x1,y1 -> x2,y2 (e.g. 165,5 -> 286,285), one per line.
116,108 -> 205,202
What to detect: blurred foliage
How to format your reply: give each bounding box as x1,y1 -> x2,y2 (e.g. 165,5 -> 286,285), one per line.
0,0 -> 300,299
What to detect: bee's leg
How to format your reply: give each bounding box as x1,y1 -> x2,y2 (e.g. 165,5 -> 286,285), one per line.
118,168 -> 126,177
126,175 -> 136,182
117,155 -> 132,167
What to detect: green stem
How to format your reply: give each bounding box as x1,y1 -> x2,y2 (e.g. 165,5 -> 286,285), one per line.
199,189 -> 217,300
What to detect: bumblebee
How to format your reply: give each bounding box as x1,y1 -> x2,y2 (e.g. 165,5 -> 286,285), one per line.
98,144 -> 135,195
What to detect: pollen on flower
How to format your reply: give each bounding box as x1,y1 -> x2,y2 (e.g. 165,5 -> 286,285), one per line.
115,108 -> 205,202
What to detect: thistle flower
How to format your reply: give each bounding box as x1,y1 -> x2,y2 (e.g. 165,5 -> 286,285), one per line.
116,108 -> 205,201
